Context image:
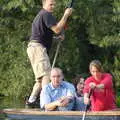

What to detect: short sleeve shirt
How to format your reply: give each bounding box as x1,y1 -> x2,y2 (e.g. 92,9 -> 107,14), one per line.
30,9 -> 57,51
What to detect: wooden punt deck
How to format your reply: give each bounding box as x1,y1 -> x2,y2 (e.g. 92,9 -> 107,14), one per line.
2,108 -> 120,120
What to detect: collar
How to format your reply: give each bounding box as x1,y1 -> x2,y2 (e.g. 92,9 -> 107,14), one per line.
50,82 -> 65,90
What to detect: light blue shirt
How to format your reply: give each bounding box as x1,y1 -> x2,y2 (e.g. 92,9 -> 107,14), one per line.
40,81 -> 75,109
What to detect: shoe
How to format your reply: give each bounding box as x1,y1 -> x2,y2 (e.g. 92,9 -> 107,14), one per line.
25,98 -> 40,108
25,100 -> 36,108
25,95 -> 40,108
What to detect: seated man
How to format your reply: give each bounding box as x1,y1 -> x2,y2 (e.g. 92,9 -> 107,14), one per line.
40,67 -> 75,111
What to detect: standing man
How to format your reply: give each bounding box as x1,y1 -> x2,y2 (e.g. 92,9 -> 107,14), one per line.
26,0 -> 73,106
40,67 -> 75,111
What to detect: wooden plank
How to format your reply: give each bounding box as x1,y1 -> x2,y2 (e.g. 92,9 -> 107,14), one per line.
2,108 -> 120,116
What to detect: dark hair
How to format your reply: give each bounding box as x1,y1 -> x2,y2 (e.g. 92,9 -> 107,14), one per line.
72,75 -> 84,87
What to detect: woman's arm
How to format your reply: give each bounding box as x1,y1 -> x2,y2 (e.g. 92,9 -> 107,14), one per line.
84,93 -> 90,105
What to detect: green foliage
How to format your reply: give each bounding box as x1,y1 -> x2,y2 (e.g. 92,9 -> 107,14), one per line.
0,0 -> 120,100
116,88 -> 120,107
116,96 -> 120,108
0,0 -> 35,98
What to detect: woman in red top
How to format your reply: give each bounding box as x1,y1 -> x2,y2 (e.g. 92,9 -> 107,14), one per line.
83,60 -> 116,111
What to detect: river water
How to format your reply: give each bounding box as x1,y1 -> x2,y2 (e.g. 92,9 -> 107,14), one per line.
0,97 -> 24,120
0,97 -> 25,109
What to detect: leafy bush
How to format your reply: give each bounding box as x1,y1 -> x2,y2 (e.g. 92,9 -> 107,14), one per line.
0,0 -> 120,100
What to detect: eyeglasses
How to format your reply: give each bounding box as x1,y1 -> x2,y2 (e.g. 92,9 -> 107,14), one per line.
51,75 -> 61,78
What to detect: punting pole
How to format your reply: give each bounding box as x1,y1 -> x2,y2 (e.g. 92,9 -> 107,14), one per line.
82,89 -> 93,120
52,38 -> 62,69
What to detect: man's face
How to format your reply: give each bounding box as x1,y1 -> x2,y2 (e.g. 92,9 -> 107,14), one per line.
43,0 -> 56,12
50,70 -> 63,88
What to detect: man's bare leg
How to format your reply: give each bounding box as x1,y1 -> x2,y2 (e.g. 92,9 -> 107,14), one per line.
42,75 -> 50,88
28,75 -> 50,103
28,79 -> 42,103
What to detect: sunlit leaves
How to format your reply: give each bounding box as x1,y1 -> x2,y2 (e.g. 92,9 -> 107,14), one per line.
0,0 -> 120,99
2,0 -> 35,12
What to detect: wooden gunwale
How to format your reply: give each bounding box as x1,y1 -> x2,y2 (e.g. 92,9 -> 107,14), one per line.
2,108 -> 120,116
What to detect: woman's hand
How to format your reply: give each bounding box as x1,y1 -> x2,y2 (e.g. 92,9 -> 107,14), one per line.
84,97 -> 90,105
89,82 -> 96,89
96,84 -> 104,89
